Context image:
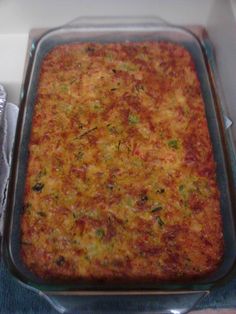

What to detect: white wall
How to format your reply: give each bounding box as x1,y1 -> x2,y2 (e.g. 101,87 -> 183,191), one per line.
0,0 -> 214,34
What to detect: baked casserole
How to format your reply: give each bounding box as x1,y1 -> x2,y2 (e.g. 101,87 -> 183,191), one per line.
21,42 -> 223,280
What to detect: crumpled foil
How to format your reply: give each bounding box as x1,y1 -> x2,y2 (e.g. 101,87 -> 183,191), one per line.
0,89 -> 19,240
0,85 -> 7,119
0,84 -> 7,238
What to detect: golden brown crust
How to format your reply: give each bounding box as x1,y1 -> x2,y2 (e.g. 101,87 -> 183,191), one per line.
21,42 -> 223,281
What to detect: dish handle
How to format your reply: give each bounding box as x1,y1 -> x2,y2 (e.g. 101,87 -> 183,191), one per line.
224,116 -> 232,130
0,85 -> 19,258
40,290 -> 209,314
63,16 -> 170,29
203,38 -> 236,178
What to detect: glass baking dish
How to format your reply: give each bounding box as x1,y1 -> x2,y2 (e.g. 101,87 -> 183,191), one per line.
1,17 -> 236,313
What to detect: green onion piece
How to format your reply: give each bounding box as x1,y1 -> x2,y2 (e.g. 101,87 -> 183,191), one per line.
96,228 -> 105,238
119,63 -> 136,72
73,212 -> 79,219
106,53 -> 113,61
70,78 -> 77,84
75,151 -> 84,160
107,124 -> 118,134
151,206 -> 162,212
157,216 -> 165,227
79,126 -> 98,138
128,114 -> 139,124
168,139 -> 178,149
92,101 -> 102,111
60,84 -> 68,92
37,168 -> 47,179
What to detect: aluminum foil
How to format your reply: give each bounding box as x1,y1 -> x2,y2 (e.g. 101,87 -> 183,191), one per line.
0,100 -> 19,240
0,84 -> 7,238
0,85 -> 7,160
0,85 -> 7,117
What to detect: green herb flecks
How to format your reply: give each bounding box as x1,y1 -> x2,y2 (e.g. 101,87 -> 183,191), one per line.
72,239 -> 80,245
70,78 -> 77,84
119,63 -> 137,72
106,53 -> 114,61
60,84 -> 68,93
72,212 -> 80,220
131,157 -> 143,168
126,144 -> 132,154
126,196 -> 134,207
157,216 -> 165,227
151,205 -> 163,212
75,151 -> 84,160
128,114 -> 139,124
51,192 -> 59,201
184,200 -> 189,208
96,228 -> 105,238
91,101 -> 103,111
179,184 -> 188,202
36,168 -> 47,180
64,104 -> 73,113
78,127 -> 98,139
107,124 -> 118,134
168,139 -> 179,149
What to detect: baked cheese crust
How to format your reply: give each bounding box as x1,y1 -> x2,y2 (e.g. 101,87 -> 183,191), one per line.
21,42 -> 223,281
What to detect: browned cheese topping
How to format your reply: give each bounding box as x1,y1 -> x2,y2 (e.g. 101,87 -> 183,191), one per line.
21,42 -> 223,281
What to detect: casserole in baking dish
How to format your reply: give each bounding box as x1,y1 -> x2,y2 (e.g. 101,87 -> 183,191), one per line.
21,41 -> 223,281
2,19 -> 236,300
